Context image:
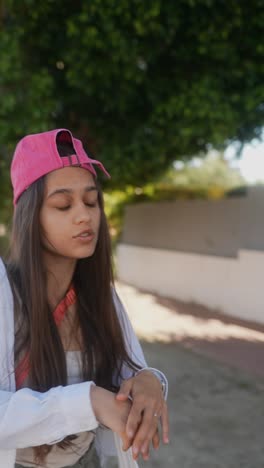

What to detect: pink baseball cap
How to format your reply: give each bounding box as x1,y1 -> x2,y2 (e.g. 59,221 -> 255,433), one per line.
11,128 -> 110,205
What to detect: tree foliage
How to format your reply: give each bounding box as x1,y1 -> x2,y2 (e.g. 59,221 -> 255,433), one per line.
161,153 -> 246,189
0,0 -> 264,193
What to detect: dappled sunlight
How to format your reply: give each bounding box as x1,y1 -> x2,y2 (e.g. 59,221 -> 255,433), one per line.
0,224 -> 6,236
116,282 -> 264,344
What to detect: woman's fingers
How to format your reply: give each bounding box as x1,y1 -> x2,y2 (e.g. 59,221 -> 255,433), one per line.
116,378 -> 133,401
132,402 -> 168,460
152,427 -> 160,450
125,400 -> 143,440
131,407 -> 160,459
140,426 -> 160,460
161,401 -> 170,444
121,430 -> 133,451
116,372 -> 168,460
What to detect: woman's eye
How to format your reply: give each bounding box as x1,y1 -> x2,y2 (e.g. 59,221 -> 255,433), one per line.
55,200 -> 98,210
85,201 -> 97,207
57,206 -> 71,211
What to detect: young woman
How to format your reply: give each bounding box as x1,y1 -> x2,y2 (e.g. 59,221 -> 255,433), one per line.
0,129 -> 169,468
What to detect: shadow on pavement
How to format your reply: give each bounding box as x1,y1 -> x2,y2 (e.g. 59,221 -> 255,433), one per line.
116,282 -> 264,378
140,340 -> 264,468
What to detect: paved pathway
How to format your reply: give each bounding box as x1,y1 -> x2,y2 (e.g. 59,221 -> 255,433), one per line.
116,282 -> 264,468
116,282 -> 264,377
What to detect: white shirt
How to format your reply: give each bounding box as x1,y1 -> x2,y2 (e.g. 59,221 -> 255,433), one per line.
0,258 -> 166,468
16,352 -> 95,467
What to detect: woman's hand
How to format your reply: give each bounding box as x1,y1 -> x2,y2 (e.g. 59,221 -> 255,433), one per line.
115,370 -> 170,461
90,385 -> 132,449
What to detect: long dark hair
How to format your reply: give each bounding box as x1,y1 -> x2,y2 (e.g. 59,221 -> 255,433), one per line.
7,144 -> 141,461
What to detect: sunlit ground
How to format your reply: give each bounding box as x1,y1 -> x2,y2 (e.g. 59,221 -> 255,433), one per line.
116,282 -> 264,376
116,282 -> 264,343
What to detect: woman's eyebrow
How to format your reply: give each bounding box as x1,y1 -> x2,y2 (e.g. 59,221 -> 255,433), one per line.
47,185 -> 98,199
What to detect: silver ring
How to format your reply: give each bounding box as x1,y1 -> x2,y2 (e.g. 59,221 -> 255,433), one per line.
154,413 -> 159,417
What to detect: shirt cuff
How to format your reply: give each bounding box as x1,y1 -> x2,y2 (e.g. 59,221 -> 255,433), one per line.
59,381 -> 99,439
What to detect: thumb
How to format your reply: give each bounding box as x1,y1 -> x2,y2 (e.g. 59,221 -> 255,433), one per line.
116,378 -> 133,401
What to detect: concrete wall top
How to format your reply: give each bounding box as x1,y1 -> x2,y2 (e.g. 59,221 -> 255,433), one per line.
121,186 -> 264,257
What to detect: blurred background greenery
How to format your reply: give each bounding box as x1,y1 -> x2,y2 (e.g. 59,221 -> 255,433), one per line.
0,0 -> 263,253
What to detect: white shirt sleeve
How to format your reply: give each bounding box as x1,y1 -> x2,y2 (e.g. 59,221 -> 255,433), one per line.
0,259 -> 98,450
0,383 -> 98,450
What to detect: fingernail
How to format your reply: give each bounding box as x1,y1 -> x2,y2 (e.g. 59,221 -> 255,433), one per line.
133,446 -> 138,456
165,437 -> 170,444
127,430 -> 134,438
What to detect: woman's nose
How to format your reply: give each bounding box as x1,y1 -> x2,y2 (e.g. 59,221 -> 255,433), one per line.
73,204 -> 91,224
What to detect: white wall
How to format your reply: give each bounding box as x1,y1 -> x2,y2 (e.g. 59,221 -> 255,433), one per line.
117,244 -> 264,324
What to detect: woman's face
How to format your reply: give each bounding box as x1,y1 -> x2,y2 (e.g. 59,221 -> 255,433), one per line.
39,167 -> 101,260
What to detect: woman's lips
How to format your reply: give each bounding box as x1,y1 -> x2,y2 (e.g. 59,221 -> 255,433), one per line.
73,230 -> 94,242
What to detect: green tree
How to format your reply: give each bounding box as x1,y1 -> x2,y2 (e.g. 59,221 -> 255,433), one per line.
0,0 -> 263,192
161,152 -> 246,189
